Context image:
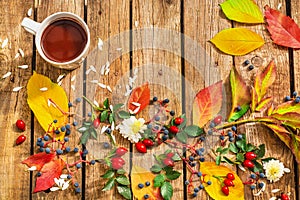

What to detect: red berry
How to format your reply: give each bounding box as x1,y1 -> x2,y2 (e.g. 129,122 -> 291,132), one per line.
135,142 -> 147,153
245,152 -> 257,160
174,118 -> 184,125
226,173 -> 235,180
169,126 -> 179,134
111,157 -> 124,170
166,152 -> 174,158
163,158 -> 174,167
93,118 -> 100,129
221,186 -> 229,196
213,115 -> 222,125
243,160 -> 255,168
16,134 -> 26,145
142,139 -> 154,147
223,179 -> 234,187
115,147 -> 128,157
281,193 -> 290,200
16,119 -> 26,131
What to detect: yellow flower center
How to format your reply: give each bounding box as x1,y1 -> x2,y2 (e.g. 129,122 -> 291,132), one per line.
131,120 -> 142,134
269,166 -> 279,176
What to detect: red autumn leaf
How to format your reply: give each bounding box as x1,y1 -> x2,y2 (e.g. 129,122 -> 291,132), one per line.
193,81 -> 223,127
128,83 -> 150,114
264,5 -> 300,48
22,152 -> 56,171
33,158 -> 65,193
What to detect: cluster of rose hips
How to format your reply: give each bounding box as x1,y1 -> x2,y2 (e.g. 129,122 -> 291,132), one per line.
242,152 -> 257,169
15,119 -> 26,145
135,139 -> 154,153
221,173 -> 235,196
111,147 -> 128,170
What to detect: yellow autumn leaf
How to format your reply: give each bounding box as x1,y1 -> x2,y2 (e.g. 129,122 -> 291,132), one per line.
210,28 -> 264,56
131,165 -> 163,200
201,162 -> 244,200
27,72 -> 68,140
220,0 -> 264,23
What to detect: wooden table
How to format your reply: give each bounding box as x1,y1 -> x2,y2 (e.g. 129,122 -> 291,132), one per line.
0,0 -> 299,199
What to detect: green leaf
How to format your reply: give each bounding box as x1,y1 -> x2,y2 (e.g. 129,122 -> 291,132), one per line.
229,143 -> 239,153
80,131 -> 90,145
153,174 -> 166,187
255,144 -> 265,159
253,160 -> 263,173
176,131 -> 187,143
161,182 -> 173,200
216,155 -> 221,165
118,111 -> 131,119
116,175 -> 130,185
102,178 -> 115,191
101,110 -> 109,122
184,125 -> 203,137
103,98 -> 109,109
222,156 -> 234,165
83,121 -> 92,126
164,149 -> 172,155
228,67 -> 251,122
246,143 -> 256,152
165,170 -> 181,180
236,138 -> 247,152
216,147 -> 223,153
150,164 -> 162,173
90,128 -> 98,140
221,148 -> 229,155
236,153 -> 245,162
101,170 -> 115,179
113,103 -> 124,111
171,153 -> 181,161
220,0 -> 264,23
117,185 -> 132,200
117,169 -> 126,175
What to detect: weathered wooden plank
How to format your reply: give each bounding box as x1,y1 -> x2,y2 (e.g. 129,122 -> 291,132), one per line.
131,0 -> 184,199
234,1 -> 296,199
32,0 -> 84,199
290,0 -> 300,199
0,1 -> 34,199
85,0 -> 130,199
184,0 -> 232,199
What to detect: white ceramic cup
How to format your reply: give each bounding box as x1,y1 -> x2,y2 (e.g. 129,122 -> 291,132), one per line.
21,12 -> 90,70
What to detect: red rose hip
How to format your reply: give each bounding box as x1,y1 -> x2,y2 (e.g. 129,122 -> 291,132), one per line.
16,134 -> 26,145
243,160 -> 255,168
213,115 -> 222,125
169,126 -> 179,134
223,179 -> 234,187
135,142 -> 147,153
16,119 -> 26,131
163,158 -> 174,167
226,173 -> 235,180
115,147 -> 128,157
174,117 -> 184,125
221,186 -> 229,196
245,152 -> 257,160
93,118 -> 100,129
142,139 -> 154,147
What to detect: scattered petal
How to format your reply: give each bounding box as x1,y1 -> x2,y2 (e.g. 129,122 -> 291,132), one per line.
116,47 -> 122,51
60,174 -> 68,179
111,131 -> 116,144
71,75 -> 76,82
40,87 -> 48,91
14,53 -> 20,59
283,168 -> 290,173
106,85 -> 112,92
277,3 -> 282,10
58,80 -> 63,86
135,21 -> 139,27
18,65 -> 29,69
271,189 -> 281,193
13,86 -> 23,92
50,187 -> 60,192
18,48 -> 25,57
105,61 -> 110,69
71,85 -> 75,91
28,166 -> 37,171
57,74 -> 65,83
100,65 -> 105,75
1,38 -> 8,49
131,102 -> 141,107
104,68 -> 110,75
97,83 -> 106,88
101,126 -> 108,134
2,71 -> 11,79
90,65 -> 96,72
85,68 -> 91,75
109,105 -> 114,112
111,121 -> 115,131
93,100 -> 99,108
98,38 -> 103,50
269,197 -> 277,200
27,8 -> 32,17
238,164 -> 246,171
134,68 -> 138,75
90,80 -> 99,84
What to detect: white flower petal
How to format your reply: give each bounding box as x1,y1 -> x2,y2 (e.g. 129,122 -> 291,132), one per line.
27,8 -> 32,17
18,65 -> 29,69
28,166 -> 37,171
71,85 -> 75,91
90,80 -> 99,84
13,86 -> 23,92
104,68 -> 110,75
93,100 -> 99,108
111,132 -> 116,144
62,181 -> 70,190
14,53 -> 20,59
269,197 -> 277,200
1,38 -> 8,49
18,48 -> 24,57
100,65 -> 105,75
109,105 -> 114,112
57,74 -> 65,83
40,87 -> 48,91
105,61 -> 110,69
116,47 -> 122,51
101,126 -> 108,134
54,178 -> 60,186
97,83 -> 106,89
271,189 -> 281,193
98,38 -> 103,50
238,164 -> 246,172
60,174 -> 68,179
111,121 -> 115,131
2,71 -> 11,79
58,80 -> 63,86
50,187 -> 60,192
134,21 -> 139,27
131,102 -> 141,107
106,85 -> 112,93
90,65 -> 96,72
85,68 -> 91,75
71,75 -> 76,82
283,168 -> 290,173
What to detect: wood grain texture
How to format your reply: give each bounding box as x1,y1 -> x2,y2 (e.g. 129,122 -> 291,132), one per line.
131,0 -> 184,199
0,1 -> 34,199
33,0 -> 84,199
184,0 -> 232,199
85,0 -> 130,199
234,1 -> 295,199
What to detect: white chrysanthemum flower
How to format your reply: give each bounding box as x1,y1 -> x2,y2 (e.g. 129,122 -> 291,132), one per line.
50,177 -> 70,191
116,116 -> 147,143
263,159 -> 290,183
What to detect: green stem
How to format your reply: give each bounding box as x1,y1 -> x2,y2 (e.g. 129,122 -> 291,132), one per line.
214,118 -> 271,130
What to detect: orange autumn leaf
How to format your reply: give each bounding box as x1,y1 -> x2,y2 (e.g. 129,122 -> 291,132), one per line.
128,83 -> 150,114
131,165 -> 163,200
265,5 -> 300,48
33,158 -> 65,193
27,72 -> 68,140
210,28 -> 264,56
193,81 -> 222,128
201,162 -> 244,200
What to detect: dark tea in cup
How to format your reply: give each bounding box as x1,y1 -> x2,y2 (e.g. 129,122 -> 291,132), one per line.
41,19 -> 88,63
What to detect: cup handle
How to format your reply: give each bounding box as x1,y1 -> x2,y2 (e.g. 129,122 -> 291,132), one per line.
21,18 -> 41,35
